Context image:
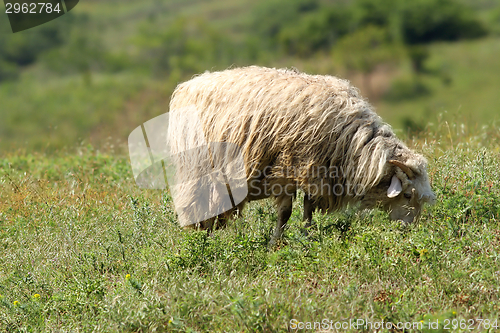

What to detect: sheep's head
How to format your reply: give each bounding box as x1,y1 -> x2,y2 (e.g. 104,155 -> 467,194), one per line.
361,155 -> 436,224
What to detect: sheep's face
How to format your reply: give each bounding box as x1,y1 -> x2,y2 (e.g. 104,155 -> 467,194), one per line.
361,158 -> 436,224
386,177 -> 435,224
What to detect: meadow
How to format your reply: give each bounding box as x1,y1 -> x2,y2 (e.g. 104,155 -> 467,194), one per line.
1,118 -> 500,332
2,0 -> 500,331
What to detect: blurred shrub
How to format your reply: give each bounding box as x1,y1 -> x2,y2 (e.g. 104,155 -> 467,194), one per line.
252,0 -> 319,43
0,13 -> 94,82
0,20 -> 67,66
333,25 -> 400,74
252,0 -> 486,59
278,6 -> 352,57
351,0 -> 398,30
353,0 -> 487,44
407,45 -> 430,74
253,0 -> 355,57
42,33 -> 105,76
384,77 -> 431,101
41,14 -> 130,80
399,0 -> 487,44
134,17 -> 253,79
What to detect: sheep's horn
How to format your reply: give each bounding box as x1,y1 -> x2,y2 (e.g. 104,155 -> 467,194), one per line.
389,160 -> 415,179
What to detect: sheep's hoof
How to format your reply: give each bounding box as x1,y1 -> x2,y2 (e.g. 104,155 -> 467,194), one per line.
268,236 -> 279,249
301,222 -> 315,236
268,236 -> 286,250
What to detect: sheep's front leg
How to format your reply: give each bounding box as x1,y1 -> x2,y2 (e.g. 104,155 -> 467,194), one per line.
270,194 -> 293,245
303,194 -> 314,229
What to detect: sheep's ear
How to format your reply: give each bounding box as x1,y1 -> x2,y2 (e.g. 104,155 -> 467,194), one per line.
387,175 -> 402,198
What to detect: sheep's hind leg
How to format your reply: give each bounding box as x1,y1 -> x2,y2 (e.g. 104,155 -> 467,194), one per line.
269,194 -> 293,247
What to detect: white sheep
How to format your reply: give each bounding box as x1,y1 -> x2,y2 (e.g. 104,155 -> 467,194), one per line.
167,66 -> 436,241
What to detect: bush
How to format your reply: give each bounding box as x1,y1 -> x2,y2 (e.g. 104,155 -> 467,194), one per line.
0,13 -> 76,66
333,25 -> 398,74
0,12 -> 93,82
384,77 -> 431,101
41,32 -> 106,76
40,13 -> 130,78
134,17 -> 240,78
351,0 -> 397,29
278,6 -> 353,57
399,0 -> 488,44
252,0 -> 319,39
251,0 -> 320,53
352,0 -> 487,44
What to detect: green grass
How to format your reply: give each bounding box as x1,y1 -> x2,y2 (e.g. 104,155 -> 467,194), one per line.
1,1 -> 500,330
0,72 -> 174,152
1,125 -> 500,331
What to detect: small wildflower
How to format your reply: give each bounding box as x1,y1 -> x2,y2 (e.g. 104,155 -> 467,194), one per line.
452,311 -> 457,315
13,300 -> 19,306
125,274 -> 131,280
33,294 -> 41,300
168,319 -> 173,324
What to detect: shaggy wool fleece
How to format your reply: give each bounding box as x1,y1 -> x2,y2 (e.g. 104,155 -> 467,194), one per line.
168,66 -> 435,229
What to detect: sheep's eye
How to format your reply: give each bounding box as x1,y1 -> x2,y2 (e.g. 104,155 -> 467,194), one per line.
404,193 -> 412,199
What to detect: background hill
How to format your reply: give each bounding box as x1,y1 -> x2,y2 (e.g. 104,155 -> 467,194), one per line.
0,0 -> 500,152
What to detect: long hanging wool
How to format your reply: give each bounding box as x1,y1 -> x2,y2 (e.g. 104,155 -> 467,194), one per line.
168,66 -> 435,228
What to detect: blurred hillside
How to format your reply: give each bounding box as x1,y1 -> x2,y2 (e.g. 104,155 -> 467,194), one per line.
1,0 -> 500,153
